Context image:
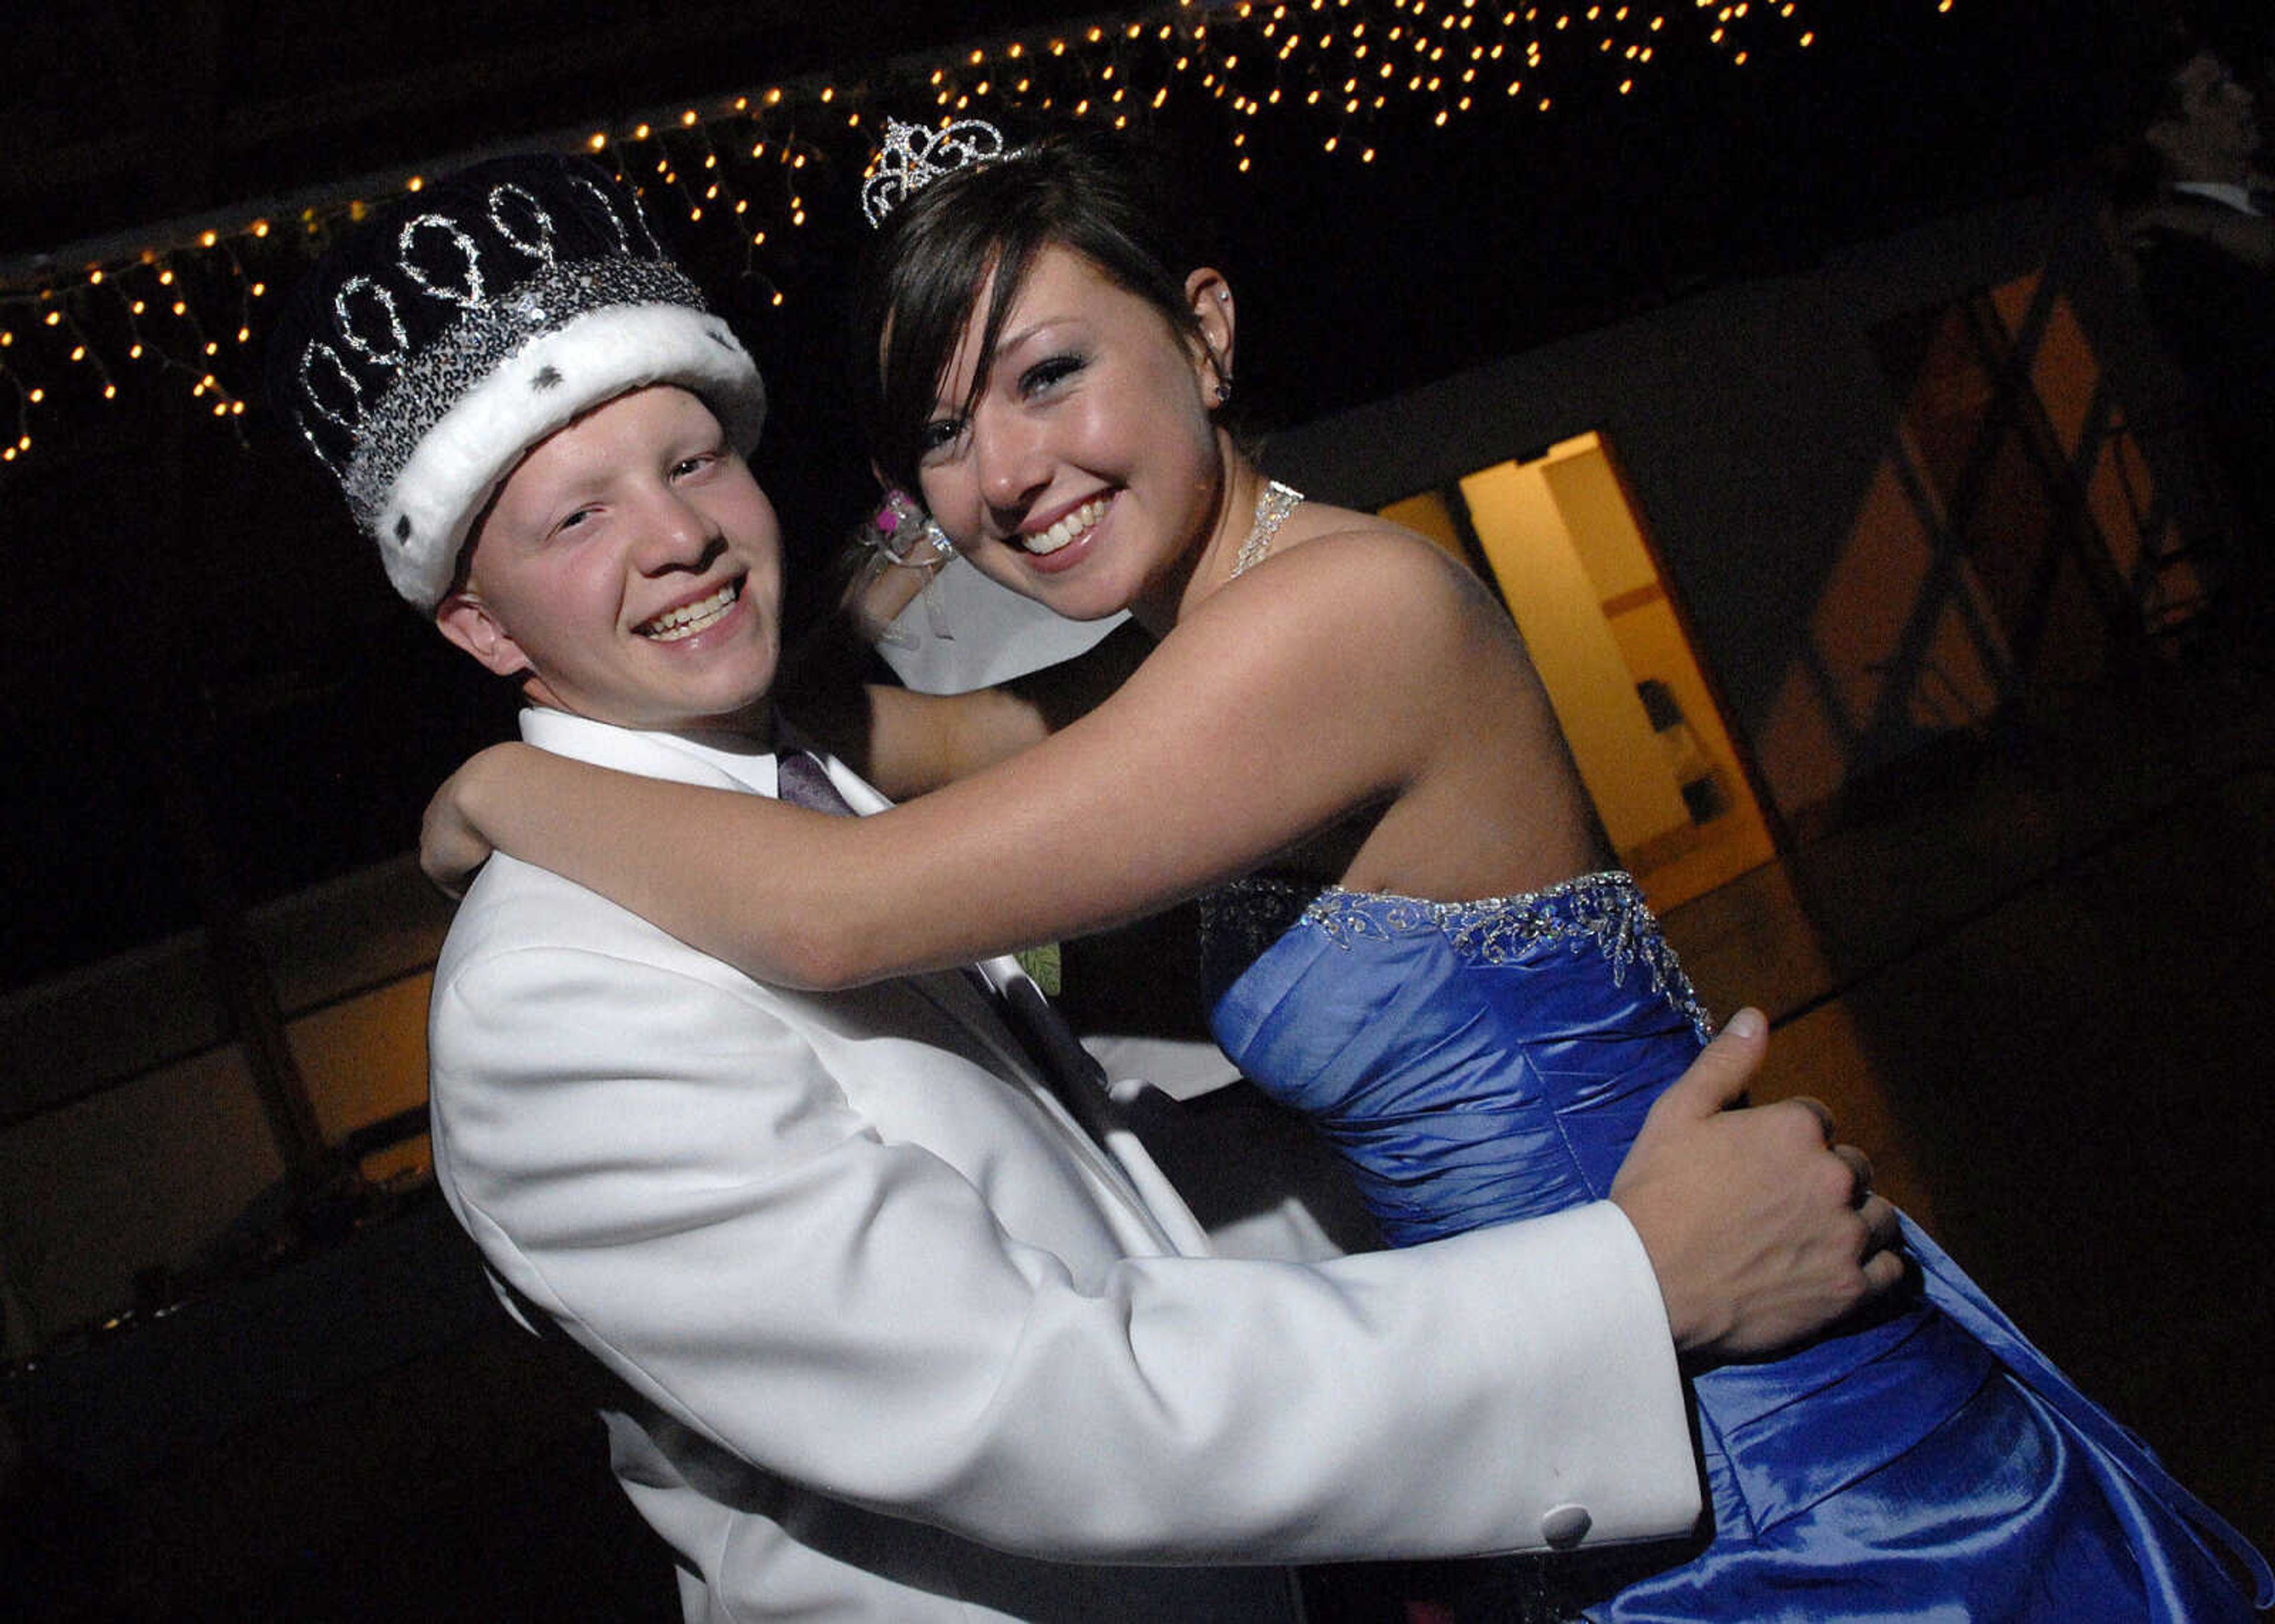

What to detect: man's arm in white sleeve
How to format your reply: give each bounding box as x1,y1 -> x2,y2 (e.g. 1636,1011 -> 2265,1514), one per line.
430,938 -> 1699,1565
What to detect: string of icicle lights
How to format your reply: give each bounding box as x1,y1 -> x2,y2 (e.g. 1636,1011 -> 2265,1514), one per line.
0,0 -> 1952,473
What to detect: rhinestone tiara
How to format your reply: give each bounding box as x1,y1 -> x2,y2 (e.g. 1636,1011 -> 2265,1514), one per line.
861,117 -> 1027,228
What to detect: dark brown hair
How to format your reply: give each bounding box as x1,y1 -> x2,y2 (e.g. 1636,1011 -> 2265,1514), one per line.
851,130 -> 1219,498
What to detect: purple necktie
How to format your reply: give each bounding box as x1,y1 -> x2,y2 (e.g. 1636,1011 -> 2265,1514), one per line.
774,749 -> 857,816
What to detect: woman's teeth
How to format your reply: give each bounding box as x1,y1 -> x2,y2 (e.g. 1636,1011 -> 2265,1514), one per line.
640,581 -> 738,641
1021,497 -> 1108,556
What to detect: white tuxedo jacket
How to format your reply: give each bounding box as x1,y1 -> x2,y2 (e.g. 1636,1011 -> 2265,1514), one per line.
425,707 -> 1701,1622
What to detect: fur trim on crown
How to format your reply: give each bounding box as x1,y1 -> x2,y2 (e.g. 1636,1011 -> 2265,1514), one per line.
374,303 -> 765,608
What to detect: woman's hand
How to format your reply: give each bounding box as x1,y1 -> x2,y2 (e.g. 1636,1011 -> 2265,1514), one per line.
845,549 -> 937,647
421,745 -> 515,899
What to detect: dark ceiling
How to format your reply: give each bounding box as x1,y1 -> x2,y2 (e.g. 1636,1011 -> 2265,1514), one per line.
3,0 -> 1113,256
0,1 -> 2202,990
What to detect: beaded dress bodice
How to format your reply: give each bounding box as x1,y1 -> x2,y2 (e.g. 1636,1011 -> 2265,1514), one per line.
1199,870 -> 1710,1245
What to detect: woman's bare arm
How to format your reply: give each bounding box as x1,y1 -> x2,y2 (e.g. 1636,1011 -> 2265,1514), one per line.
429,532 -> 1530,988
855,619 -> 1155,798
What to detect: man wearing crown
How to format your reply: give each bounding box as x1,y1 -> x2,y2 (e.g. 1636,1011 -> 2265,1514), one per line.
268,151 -> 1883,1621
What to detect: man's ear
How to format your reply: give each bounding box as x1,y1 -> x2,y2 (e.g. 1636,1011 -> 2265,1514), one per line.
1185,268 -> 1235,398
435,590 -> 531,678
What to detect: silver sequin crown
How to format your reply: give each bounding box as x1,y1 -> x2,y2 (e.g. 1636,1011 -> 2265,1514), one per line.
268,153 -> 764,608
281,162 -> 680,491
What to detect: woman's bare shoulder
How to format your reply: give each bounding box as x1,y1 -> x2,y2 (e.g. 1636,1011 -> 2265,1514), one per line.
1220,502 -> 1500,632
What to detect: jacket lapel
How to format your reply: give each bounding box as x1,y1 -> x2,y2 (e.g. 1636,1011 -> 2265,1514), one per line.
515,709 -> 1207,1255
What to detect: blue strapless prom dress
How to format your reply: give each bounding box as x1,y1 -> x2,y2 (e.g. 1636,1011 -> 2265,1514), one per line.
1200,871 -> 2270,1622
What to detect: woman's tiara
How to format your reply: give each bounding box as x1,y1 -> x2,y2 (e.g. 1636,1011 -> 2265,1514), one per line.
861,117 -> 1028,228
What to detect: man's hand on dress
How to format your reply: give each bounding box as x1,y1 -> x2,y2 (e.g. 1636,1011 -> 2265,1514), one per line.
1610,1008 -> 1905,1362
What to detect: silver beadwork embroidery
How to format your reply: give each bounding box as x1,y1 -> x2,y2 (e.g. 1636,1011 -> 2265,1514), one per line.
1210,870 -> 1715,1041
331,276 -> 410,363
398,213 -> 488,309
486,184 -> 559,268
572,171 -> 656,256
296,341 -> 367,470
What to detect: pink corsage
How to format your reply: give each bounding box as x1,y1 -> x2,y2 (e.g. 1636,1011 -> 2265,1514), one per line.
852,489 -> 958,646
861,488 -> 957,568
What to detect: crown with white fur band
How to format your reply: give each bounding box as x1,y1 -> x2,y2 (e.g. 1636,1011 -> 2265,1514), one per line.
268,154 -> 766,610
861,118 -> 1028,228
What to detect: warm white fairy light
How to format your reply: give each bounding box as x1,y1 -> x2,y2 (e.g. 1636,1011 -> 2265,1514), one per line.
0,0 -> 1904,473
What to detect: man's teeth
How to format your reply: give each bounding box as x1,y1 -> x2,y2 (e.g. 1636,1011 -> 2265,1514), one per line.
1021,497 -> 1108,556
640,581 -> 738,642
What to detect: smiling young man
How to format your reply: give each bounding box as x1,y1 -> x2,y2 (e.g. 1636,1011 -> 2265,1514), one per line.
267,153 -> 1906,1622
435,383 -> 786,733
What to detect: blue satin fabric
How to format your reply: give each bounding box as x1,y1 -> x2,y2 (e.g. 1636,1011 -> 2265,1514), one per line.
1201,872 -> 2270,1622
